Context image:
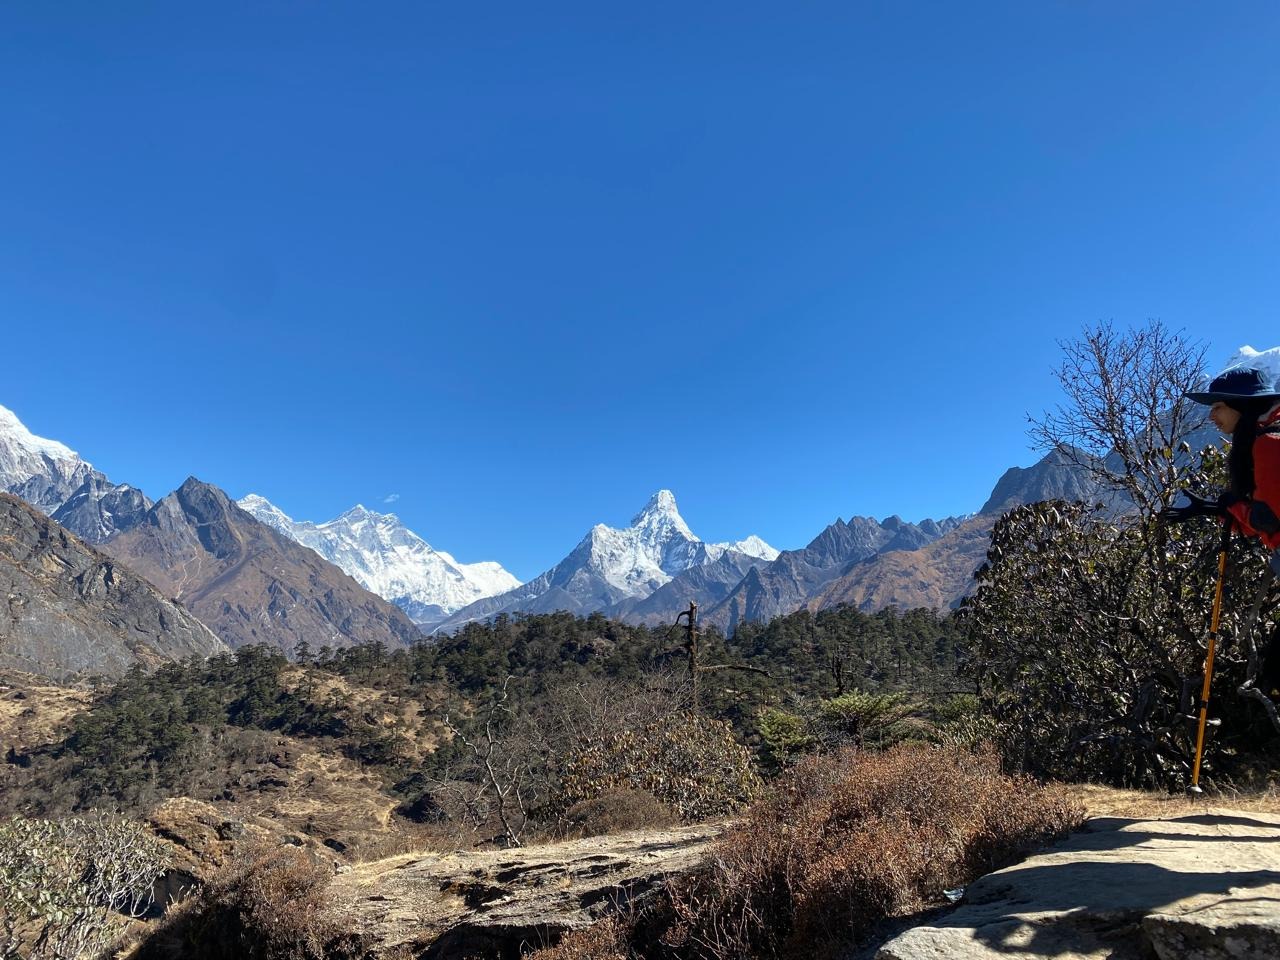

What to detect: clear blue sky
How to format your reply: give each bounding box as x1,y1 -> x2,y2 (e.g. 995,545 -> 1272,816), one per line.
3,2 -> 1278,579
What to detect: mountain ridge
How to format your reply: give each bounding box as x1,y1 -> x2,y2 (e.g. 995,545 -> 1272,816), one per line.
0,492 -> 228,680
102,478 -> 422,655
434,490 -> 777,631
0,403 -> 153,543
237,494 -> 521,624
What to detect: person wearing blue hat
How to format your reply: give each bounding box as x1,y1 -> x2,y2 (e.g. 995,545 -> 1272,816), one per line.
1165,367 -> 1280,543
1161,365 -> 1280,699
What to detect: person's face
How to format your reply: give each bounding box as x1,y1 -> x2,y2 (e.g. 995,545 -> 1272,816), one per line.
1210,402 -> 1242,434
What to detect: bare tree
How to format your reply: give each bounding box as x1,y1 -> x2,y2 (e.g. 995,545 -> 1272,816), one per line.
442,677 -> 541,847
1028,320 -> 1209,519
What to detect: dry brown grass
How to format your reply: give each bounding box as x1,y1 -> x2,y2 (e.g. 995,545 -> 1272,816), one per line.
1066,781 -> 1280,818
131,843 -> 364,960
532,744 -> 1084,960
555,787 -> 680,840
528,917 -> 633,960
657,743 -> 1083,960
0,671 -> 91,750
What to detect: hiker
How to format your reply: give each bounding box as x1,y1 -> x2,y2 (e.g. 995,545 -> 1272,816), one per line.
1160,365 -> 1280,698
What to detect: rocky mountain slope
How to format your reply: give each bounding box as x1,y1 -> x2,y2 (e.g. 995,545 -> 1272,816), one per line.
979,446 -> 1107,515
804,446 -> 1103,619
435,490 -> 777,631
0,493 -> 227,680
102,478 -> 421,654
608,548 -> 772,626
0,403 -> 151,542
807,515 -> 997,614
701,514 -> 965,631
238,495 -> 521,625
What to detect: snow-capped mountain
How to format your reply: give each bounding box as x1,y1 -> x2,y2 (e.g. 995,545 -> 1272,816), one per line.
1201,344 -> 1280,388
237,494 -> 522,624
0,403 -> 151,542
433,490 -> 778,631
1,404 -> 93,513
706,535 -> 779,563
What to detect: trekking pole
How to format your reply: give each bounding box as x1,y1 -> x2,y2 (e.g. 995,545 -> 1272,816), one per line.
1190,519 -> 1233,794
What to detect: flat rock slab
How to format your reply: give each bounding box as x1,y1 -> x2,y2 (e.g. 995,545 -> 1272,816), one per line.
330,823 -> 723,958
877,808 -> 1280,960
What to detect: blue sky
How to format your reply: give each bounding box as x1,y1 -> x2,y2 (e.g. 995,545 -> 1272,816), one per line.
3,2 -> 1279,579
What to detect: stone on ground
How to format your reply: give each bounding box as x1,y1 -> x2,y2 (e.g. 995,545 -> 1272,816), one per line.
329,823 -> 722,959
876,808 -> 1280,960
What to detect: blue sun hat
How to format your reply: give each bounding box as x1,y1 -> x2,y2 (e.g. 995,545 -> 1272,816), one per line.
1185,366 -> 1280,406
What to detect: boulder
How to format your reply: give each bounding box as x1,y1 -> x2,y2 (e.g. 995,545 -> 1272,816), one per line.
329,823 -> 723,958
876,809 -> 1280,960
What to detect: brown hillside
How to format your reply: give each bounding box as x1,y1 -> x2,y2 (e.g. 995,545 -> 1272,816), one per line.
0,492 -> 227,680
103,478 -> 421,654
808,515 -> 995,613
0,669 -> 92,758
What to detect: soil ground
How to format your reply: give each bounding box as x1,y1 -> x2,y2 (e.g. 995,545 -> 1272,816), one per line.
1066,780 -> 1280,817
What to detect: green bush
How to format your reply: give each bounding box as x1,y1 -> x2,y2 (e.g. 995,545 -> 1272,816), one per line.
816,691 -> 932,749
963,495 -> 1280,787
756,708 -> 815,772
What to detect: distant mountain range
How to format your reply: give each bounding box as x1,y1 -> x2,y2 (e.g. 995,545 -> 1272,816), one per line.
432,490 -> 779,632
101,478 -> 422,655
698,513 -> 968,632
237,495 -> 522,625
0,397 -> 1227,678
0,404 -> 524,626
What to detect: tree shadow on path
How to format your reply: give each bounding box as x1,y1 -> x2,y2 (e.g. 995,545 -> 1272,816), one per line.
929,812 -> 1280,957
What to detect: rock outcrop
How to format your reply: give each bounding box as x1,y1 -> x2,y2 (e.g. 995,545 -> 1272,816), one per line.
51,474 -> 152,544
330,823 -> 723,958
0,493 -> 227,680
876,809 -> 1280,960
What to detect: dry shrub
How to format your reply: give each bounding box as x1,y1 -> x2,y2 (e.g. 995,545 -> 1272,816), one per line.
557,787 -> 680,839
527,916 -> 632,960
663,743 -> 1084,960
132,843 -> 363,960
557,712 -> 760,823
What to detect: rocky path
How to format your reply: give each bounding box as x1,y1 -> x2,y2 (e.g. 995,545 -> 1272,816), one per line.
877,808 -> 1280,960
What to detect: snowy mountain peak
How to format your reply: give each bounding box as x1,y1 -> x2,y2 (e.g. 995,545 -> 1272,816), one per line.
237,493 -> 291,523
0,404 -> 82,471
630,489 -> 694,539
1213,345 -> 1280,385
637,488 -> 677,513
436,489 -> 783,629
0,403 -> 110,523
237,494 -> 521,623
715,535 -> 780,562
